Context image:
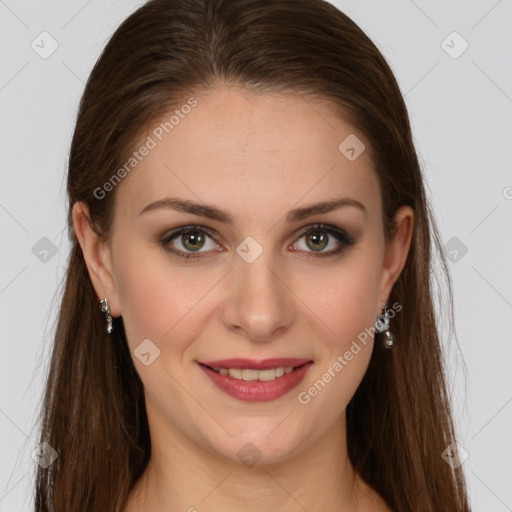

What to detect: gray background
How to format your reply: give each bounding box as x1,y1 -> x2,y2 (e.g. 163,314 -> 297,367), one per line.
1,0 -> 511,510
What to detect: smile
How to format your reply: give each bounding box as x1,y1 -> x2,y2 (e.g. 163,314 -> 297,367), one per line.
197,358 -> 313,402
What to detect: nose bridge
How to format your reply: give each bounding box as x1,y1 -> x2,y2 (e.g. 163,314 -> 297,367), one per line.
238,246 -> 281,301
223,235 -> 293,340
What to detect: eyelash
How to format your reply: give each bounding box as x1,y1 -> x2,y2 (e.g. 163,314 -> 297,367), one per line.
158,223 -> 356,261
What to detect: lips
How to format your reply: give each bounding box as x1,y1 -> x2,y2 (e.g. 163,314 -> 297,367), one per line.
197,358 -> 314,402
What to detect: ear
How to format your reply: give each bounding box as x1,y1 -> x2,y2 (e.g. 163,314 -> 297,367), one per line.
72,201 -> 122,317
377,205 -> 414,311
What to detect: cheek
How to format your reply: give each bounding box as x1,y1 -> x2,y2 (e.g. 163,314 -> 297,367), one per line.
295,258 -> 381,401
113,245 -> 177,344
114,246 -> 223,351
307,256 -> 382,349
292,256 -> 382,428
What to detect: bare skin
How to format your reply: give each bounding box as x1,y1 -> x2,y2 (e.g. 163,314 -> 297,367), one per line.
74,83 -> 411,512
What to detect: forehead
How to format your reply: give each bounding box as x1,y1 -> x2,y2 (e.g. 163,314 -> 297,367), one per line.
114,85 -> 380,224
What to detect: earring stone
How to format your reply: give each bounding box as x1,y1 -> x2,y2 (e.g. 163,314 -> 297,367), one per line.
375,303 -> 394,349
99,298 -> 113,334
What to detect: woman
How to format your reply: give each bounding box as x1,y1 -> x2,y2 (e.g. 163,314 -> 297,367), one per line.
34,0 -> 472,510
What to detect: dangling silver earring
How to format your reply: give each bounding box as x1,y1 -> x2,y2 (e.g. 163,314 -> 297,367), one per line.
99,298 -> 113,334
375,299 -> 394,349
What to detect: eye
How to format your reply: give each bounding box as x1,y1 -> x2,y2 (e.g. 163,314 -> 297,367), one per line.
291,224 -> 355,259
159,225 -> 220,259
159,223 -> 355,261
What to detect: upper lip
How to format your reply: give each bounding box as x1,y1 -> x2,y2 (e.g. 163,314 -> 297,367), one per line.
199,358 -> 312,370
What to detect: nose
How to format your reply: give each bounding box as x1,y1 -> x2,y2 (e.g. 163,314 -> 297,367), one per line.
220,247 -> 295,342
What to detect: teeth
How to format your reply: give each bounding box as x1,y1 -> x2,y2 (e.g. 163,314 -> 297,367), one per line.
212,366 -> 297,381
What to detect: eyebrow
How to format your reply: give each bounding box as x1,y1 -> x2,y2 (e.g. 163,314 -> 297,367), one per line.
138,196 -> 366,223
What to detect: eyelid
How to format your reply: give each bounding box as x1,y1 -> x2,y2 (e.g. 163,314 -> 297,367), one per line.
158,223 -> 355,259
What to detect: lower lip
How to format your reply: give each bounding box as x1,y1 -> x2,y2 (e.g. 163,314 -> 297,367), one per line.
198,362 -> 313,402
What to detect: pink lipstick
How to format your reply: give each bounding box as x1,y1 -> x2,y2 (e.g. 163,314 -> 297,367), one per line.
198,358 -> 313,402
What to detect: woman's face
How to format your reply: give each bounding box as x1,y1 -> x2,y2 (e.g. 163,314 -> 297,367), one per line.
80,84 -> 412,465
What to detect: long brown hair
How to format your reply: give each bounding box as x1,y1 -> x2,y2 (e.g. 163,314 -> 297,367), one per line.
34,0 -> 471,510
